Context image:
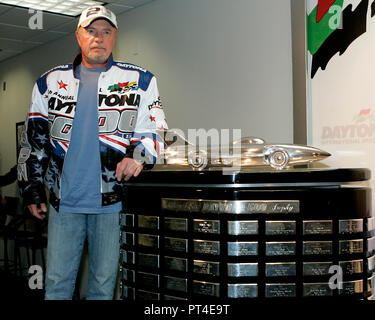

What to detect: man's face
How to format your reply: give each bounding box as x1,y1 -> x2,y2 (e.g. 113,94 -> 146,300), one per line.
75,19 -> 117,68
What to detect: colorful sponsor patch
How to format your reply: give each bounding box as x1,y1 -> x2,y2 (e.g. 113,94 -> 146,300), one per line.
108,81 -> 138,93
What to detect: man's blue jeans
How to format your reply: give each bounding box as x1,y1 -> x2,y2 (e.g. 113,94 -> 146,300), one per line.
44,206 -> 120,300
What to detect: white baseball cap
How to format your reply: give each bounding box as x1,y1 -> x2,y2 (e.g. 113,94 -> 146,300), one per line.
77,5 -> 118,30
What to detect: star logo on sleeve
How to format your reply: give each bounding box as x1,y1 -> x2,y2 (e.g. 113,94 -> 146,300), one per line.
58,80 -> 68,90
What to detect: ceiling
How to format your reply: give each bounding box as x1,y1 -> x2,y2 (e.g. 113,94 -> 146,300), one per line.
0,0 -> 156,63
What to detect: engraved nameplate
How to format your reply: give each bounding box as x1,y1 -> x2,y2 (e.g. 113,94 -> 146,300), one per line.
165,237 -> 188,253
138,253 -> 160,268
265,221 -> 296,235
228,263 -> 258,277
164,276 -> 187,293
303,262 -> 332,276
266,242 -> 296,256
303,220 -> 332,235
162,199 -> 300,214
121,250 -> 135,265
228,284 -> 258,298
265,283 -> 296,297
123,269 -> 135,282
137,290 -> 160,301
138,234 -> 159,248
164,294 -> 187,301
266,262 -> 296,277
121,232 -> 135,246
137,272 -> 160,288
368,275 -> 375,293
368,255 -> 375,272
303,241 -> 332,255
164,217 -> 188,232
193,280 -> 220,297
339,219 -> 363,234
228,242 -> 258,256
228,221 -> 258,235
138,215 -> 159,230
121,285 -> 135,300
164,295 -> 188,301
368,237 -> 375,252
194,240 -> 220,255
193,260 -> 220,276
339,259 -> 363,275
164,256 -> 188,272
368,217 -> 375,232
303,283 -> 333,297
338,280 -> 363,295
339,239 -> 363,254
120,213 -> 134,227
193,219 -> 220,234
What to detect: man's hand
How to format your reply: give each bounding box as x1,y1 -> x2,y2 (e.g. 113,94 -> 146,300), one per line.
28,203 -> 47,220
116,158 -> 143,182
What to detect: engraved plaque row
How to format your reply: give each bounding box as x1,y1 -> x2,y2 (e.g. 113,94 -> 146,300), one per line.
121,214 -> 375,236
121,277 -> 372,299
121,232 -> 375,256
121,250 -> 375,277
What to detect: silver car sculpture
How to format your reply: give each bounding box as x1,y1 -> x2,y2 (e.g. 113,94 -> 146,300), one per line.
157,130 -> 331,170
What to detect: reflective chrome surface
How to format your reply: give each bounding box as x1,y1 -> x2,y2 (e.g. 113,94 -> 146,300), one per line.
265,283 -> 296,297
266,262 -> 296,277
165,237 -> 188,252
193,260 -> 220,276
137,272 -> 160,288
194,240 -> 220,255
157,130 -> 331,170
164,256 -> 188,272
303,241 -> 332,255
339,259 -> 363,275
164,217 -> 188,232
138,215 -> 159,230
228,220 -> 258,235
228,242 -> 258,256
303,220 -> 332,235
164,276 -> 187,292
303,283 -> 333,297
228,263 -> 258,277
339,219 -> 363,234
339,239 -> 363,254
193,280 -> 220,297
266,242 -> 296,256
303,262 -> 332,276
265,221 -> 296,235
138,234 -> 159,248
138,253 -> 160,268
228,284 -> 258,298
193,219 -> 220,234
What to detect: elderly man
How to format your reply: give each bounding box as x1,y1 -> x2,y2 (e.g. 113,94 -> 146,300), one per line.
17,5 -> 167,300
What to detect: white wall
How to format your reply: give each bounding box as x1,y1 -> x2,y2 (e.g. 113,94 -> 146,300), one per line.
0,0 -> 294,197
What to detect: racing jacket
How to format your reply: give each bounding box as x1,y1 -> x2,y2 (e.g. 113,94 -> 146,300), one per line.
17,53 -> 168,211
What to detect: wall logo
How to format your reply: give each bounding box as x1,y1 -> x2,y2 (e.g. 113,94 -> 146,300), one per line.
321,108 -> 375,144
308,0 -> 373,78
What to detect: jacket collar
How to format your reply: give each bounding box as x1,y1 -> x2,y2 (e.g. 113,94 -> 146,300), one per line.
72,53 -> 115,78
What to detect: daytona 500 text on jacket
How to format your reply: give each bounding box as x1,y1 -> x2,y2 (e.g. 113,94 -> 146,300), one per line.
17,53 -> 168,210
